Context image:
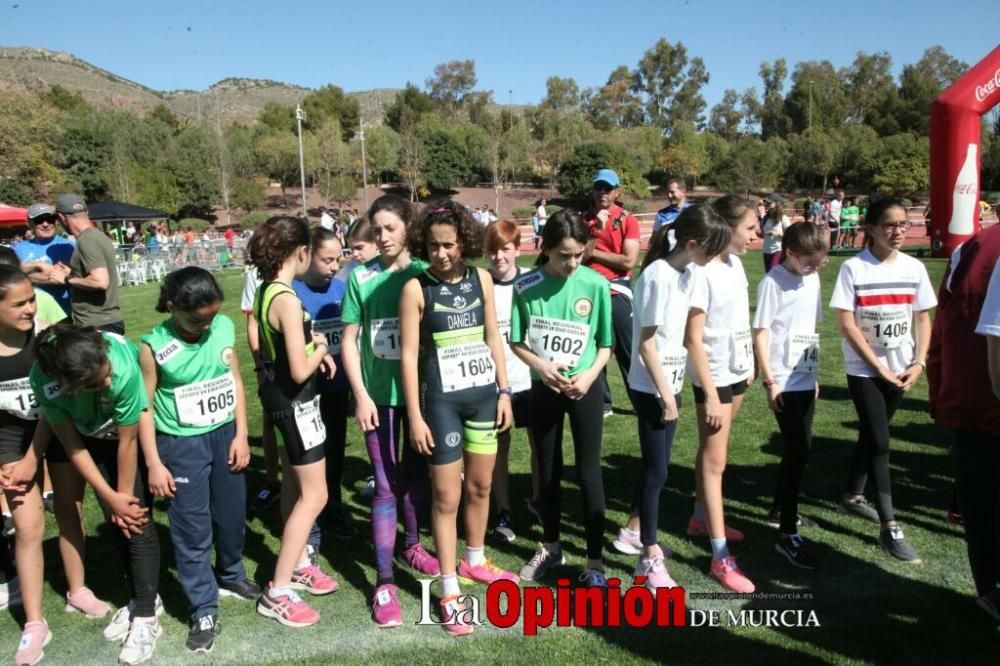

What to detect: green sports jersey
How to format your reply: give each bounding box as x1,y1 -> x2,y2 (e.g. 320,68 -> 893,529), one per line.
341,256 -> 428,406
842,206 -> 860,228
510,265 -> 613,378
140,314 -> 237,437
30,331 -> 148,439
35,289 -> 66,326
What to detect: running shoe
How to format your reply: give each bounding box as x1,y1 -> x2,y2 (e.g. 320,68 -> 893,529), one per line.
440,595 -> 474,636
399,543 -> 441,577
879,524 -> 922,564
186,614 -> 219,654
492,510 -> 516,543
603,407 -> 614,419
249,480 -> 281,513
458,557 -> 520,584
686,517 -> 744,542
765,510 -> 818,529
359,476 -> 375,499
710,556 -> 756,593
634,555 -> 677,589
256,584 -> 320,628
519,543 -> 565,582
838,495 -> 880,523
0,576 -> 20,611
15,619 -> 51,666
42,493 -> 55,514
291,564 -> 339,595
612,528 -> 673,558
371,584 -> 402,628
104,596 -> 164,642
218,578 -> 262,600
578,568 -> 608,589
774,534 -> 819,570
976,587 -> 1000,624
65,586 -> 111,619
118,617 -> 162,666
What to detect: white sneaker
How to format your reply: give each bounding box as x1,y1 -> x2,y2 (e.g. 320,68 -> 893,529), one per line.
0,577 -> 21,611
104,596 -> 164,642
118,618 -> 162,666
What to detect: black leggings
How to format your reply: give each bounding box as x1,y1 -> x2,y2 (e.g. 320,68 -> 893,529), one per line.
953,429 -> 1000,596
628,390 -> 679,547
846,375 -> 903,522
320,391 -> 349,509
601,293 -> 634,409
770,390 -> 816,534
531,378 -> 605,559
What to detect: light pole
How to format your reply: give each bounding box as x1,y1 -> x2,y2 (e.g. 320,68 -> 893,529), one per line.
295,104 -> 308,219
359,117 -> 370,213
808,80 -> 813,130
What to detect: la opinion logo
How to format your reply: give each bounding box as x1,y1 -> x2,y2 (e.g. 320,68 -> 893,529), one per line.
974,68 -> 1000,103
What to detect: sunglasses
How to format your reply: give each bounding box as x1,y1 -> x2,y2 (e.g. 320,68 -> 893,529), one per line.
32,216 -> 57,226
593,183 -> 616,193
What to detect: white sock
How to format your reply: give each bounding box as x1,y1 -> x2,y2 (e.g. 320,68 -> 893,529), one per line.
622,527 -> 639,537
692,503 -> 706,522
296,558 -> 312,571
441,573 -> 460,597
465,546 -> 485,567
710,538 -> 730,561
268,585 -> 293,599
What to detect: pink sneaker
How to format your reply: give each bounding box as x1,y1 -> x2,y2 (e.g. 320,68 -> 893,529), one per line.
440,595 -> 474,636
710,556 -> 756,593
400,543 -> 441,577
65,587 -> 111,618
634,555 -> 677,589
458,557 -> 520,585
256,584 -> 320,627
687,516 -> 744,542
291,564 -> 339,595
15,620 -> 52,666
371,584 -> 402,628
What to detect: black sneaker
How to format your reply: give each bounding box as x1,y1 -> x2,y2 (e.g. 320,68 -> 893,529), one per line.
976,587 -> 1000,624
774,534 -> 819,570
249,480 -> 281,513
492,510 -> 516,543
218,578 -> 262,601
186,614 -> 219,653
766,510 -> 819,529
43,493 -> 55,514
879,524 -> 922,564
839,495 -> 880,523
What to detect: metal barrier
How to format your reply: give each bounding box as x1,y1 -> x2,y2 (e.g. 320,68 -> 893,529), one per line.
115,239 -> 248,287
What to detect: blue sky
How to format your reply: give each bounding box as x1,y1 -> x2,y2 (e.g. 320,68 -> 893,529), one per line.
1,0 -> 998,109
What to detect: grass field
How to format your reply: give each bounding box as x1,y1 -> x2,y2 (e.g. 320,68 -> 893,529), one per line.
1,250 -> 996,665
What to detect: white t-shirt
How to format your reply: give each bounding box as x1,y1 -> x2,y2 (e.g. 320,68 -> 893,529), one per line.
761,215 -> 791,254
687,254 -> 753,387
975,260 -> 1000,337
753,265 -> 823,392
334,258 -> 363,286
320,212 -> 334,230
536,205 -> 548,224
493,268 -> 532,393
829,248 -> 937,376
628,258 -> 695,397
241,267 -> 262,314
828,200 -> 843,225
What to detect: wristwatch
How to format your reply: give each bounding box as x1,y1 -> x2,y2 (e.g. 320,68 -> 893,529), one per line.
498,386 -> 513,397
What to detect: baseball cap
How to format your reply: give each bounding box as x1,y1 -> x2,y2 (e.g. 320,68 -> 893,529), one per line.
27,203 -> 56,220
593,169 -> 621,188
55,193 -> 88,215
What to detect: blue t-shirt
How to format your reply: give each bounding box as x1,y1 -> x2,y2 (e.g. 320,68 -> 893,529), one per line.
14,236 -> 75,313
654,203 -> 689,232
292,277 -> 348,393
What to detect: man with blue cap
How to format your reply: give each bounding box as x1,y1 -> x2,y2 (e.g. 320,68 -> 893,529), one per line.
15,202 -> 76,314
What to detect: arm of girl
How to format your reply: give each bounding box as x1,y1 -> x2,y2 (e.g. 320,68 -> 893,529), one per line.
399,278 -> 433,455
835,310 -> 904,389
898,310 -> 931,391
228,353 -> 251,471
637,326 -> 678,422
511,343 -> 571,394
565,347 -> 611,400
341,322 -> 379,432
479,268 -> 512,431
138,344 -> 175,498
272,292 -> 328,384
752,328 -> 782,412
685,308 -> 723,429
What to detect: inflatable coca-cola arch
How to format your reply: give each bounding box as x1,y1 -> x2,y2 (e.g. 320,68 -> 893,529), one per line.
930,44 -> 1000,257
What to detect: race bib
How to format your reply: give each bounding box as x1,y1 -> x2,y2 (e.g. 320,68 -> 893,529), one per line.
293,395 -> 326,451
730,328 -> 753,374
858,307 -> 910,350
174,373 -> 237,428
312,317 -> 343,355
660,348 -> 688,396
370,317 -> 401,360
498,317 -> 512,344
0,377 -> 39,420
438,342 -> 495,392
786,333 -> 820,375
527,316 -> 590,368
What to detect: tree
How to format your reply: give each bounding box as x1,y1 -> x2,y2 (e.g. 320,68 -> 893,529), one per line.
633,38 -> 709,131
169,125 -> 220,216
363,125 -> 400,185
397,116 -> 426,201
539,76 -> 581,114
842,51 -> 901,135
784,61 -> 848,134
426,60 -> 477,120
719,136 -> 788,196
758,59 -> 791,138
312,120 -> 354,206
584,66 -> 645,130
787,127 -> 841,192
422,126 -> 473,191
607,125 -> 664,177
535,111 -> 595,190
258,102 -> 296,134
40,85 -> 86,113
257,131 -> 306,206
709,89 -> 744,141
302,85 -> 360,141
150,104 -> 182,132
660,122 -> 707,185
837,123 -> 882,192
898,46 -> 969,135
384,83 -> 436,131
230,177 -> 265,213
557,142 -> 646,203
872,133 -> 929,194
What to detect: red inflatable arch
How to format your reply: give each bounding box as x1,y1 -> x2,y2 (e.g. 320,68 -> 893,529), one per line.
930,44 -> 1000,257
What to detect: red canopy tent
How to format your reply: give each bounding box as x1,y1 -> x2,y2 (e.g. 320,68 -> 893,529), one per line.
0,206 -> 28,228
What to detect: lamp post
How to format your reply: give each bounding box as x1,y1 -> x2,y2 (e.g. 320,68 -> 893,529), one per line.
296,104 -> 308,219
359,117 -> 370,213
808,80 -> 813,130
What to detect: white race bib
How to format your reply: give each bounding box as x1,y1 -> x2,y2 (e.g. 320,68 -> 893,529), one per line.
370,317 -> 401,360
858,307 -> 910,350
174,373 -> 237,428
660,348 -> 688,396
730,328 -> 753,374
786,333 -> 820,375
293,395 -> 326,451
438,342 -> 495,392
312,318 -> 343,355
527,316 -> 590,367
0,377 -> 39,420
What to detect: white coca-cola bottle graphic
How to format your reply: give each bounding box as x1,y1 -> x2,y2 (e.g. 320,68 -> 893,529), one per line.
948,143 -> 979,235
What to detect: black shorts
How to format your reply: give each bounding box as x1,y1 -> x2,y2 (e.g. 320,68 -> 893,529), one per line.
692,380 -> 748,405
259,382 -> 325,467
423,383 -> 498,466
511,389 -> 531,429
0,423 -> 33,466
46,430 -> 109,464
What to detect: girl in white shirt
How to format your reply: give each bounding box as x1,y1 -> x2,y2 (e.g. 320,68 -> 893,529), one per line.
753,222 -> 829,571
829,197 -> 936,564
685,195 -> 760,594
760,200 -> 791,273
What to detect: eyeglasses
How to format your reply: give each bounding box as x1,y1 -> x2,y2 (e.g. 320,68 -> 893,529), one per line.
878,221 -> 911,233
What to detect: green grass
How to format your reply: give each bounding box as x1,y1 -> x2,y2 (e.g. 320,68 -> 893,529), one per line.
1,252 -> 994,665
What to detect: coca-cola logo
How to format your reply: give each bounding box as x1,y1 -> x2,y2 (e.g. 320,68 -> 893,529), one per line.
975,68 -> 1000,103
